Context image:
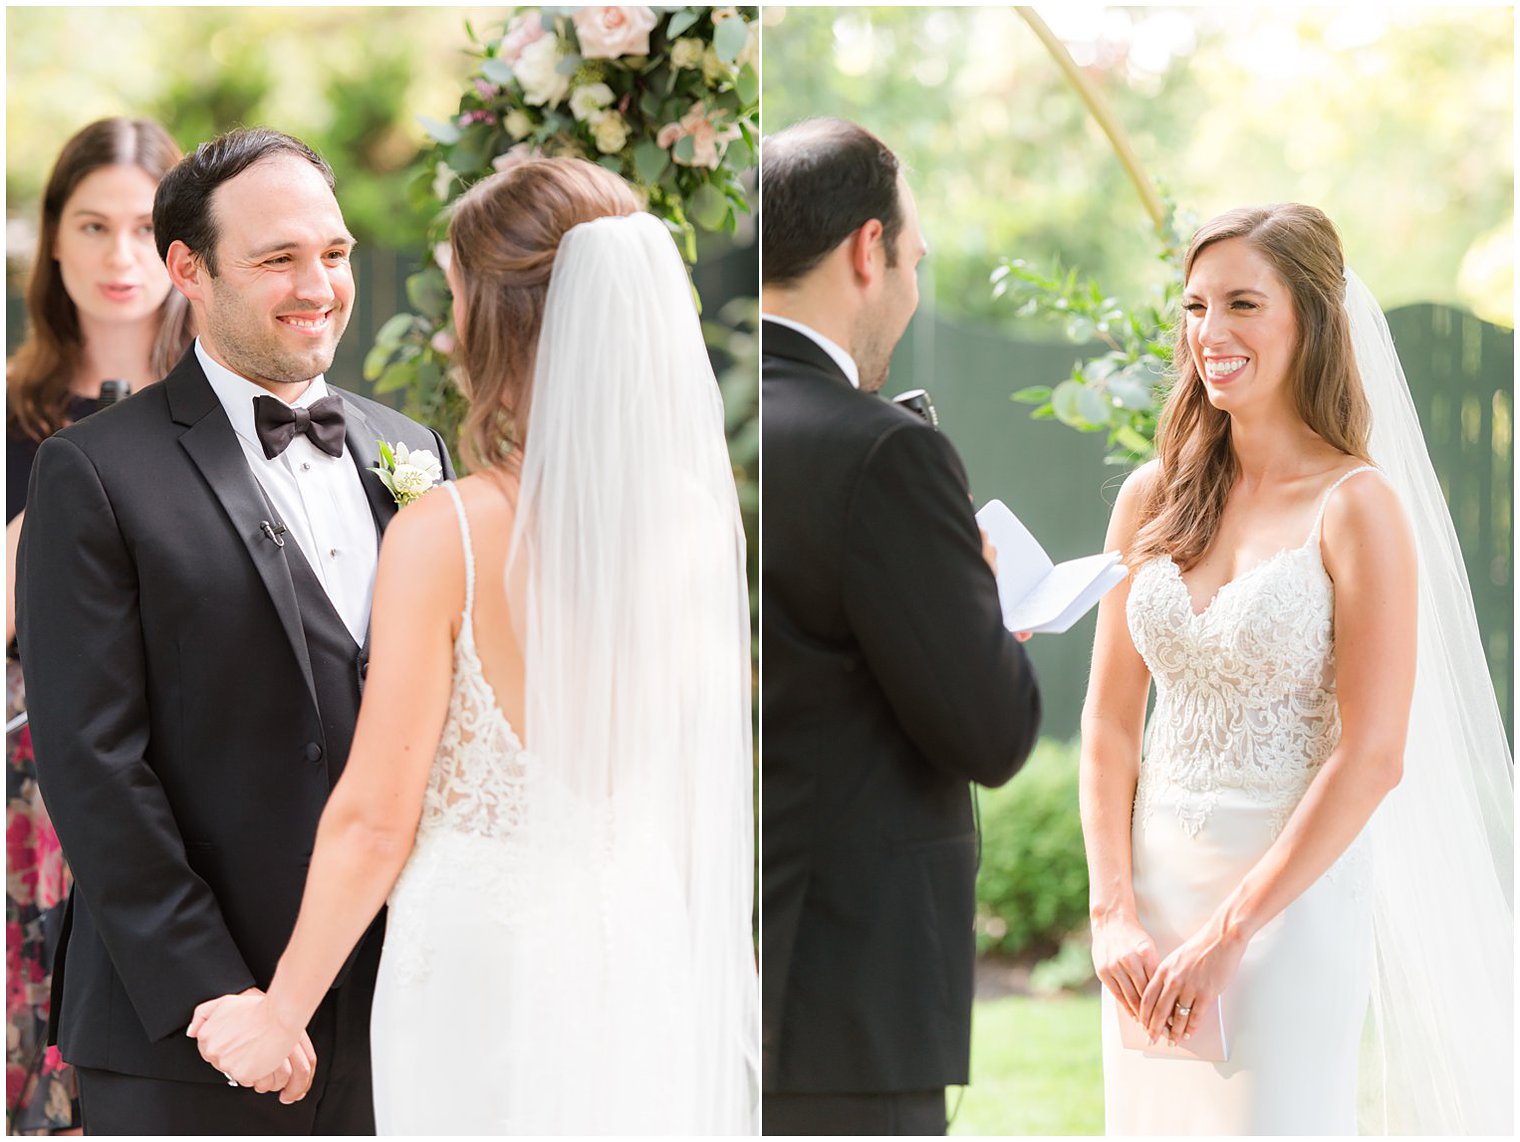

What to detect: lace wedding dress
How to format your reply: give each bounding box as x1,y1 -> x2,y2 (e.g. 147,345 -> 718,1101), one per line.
368,484 -> 702,1134
1103,466 -> 1380,1134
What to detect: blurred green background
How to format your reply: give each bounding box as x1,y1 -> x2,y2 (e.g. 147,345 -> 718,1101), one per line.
763,6 -> 1512,1135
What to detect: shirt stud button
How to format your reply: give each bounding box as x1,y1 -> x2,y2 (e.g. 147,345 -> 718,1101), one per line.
302,462 -> 312,471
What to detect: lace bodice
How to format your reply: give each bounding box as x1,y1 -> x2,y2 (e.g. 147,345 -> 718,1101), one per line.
1125,467 -> 1380,836
414,482 -> 536,844
387,483 -> 597,982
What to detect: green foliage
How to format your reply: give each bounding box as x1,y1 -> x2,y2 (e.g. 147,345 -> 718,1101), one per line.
761,6 -> 1513,326
369,6 -> 759,444
991,201 -> 1191,464
1028,931 -> 1097,996
953,995 -> 1103,1136
975,739 -> 1090,958
703,295 -> 760,693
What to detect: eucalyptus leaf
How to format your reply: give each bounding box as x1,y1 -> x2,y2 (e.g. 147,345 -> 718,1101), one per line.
1108,372 -> 1153,410
634,140 -> 668,184
665,8 -> 700,38
1051,380 -> 1087,427
1076,384 -> 1112,426
735,63 -> 759,106
363,342 -> 395,382
374,312 -> 417,348
673,133 -> 696,163
1012,385 -> 1052,404
406,267 -> 451,321
713,14 -> 748,62
418,115 -> 461,145
479,57 -> 514,86
689,182 -> 728,231
555,52 -> 582,76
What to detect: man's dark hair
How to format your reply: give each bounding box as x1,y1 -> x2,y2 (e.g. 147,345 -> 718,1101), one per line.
153,127 -> 336,274
761,118 -> 903,287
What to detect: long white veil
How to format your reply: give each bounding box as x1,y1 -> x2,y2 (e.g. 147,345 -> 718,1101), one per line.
509,211 -> 757,1132
1345,269 -> 1514,1134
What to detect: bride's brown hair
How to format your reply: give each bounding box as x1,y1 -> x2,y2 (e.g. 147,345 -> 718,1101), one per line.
446,157 -> 640,473
1129,203 -> 1373,570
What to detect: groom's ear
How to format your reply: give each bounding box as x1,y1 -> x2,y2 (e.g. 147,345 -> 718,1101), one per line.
848,219 -> 885,287
165,240 -> 208,302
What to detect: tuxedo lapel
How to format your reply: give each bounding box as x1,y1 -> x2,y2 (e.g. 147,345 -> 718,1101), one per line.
167,358 -> 320,715
340,398 -> 400,537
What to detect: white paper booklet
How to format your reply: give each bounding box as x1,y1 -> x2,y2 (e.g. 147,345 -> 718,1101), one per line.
975,499 -> 1129,635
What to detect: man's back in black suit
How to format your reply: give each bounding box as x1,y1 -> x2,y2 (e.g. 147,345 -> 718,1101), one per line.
762,320 -> 1041,1113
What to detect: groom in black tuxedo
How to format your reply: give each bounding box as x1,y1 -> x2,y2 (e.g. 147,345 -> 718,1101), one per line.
760,119 -> 1041,1135
16,128 -> 452,1134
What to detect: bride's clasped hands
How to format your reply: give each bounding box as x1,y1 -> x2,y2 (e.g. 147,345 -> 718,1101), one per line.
188,988 -> 310,1100
1135,913 -> 1247,1045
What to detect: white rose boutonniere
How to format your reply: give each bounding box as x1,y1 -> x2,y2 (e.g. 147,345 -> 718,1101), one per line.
371,440 -> 444,508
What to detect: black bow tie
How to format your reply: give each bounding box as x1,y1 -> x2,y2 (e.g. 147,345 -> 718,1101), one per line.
252,393 -> 346,460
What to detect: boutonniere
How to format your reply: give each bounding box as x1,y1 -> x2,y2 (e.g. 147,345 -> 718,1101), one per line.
370,440 -> 444,508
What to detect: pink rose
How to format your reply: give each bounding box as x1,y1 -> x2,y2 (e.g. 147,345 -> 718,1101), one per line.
572,6 -> 659,59
430,329 -> 457,356
660,101 -> 742,170
492,142 -> 542,174
499,12 -> 547,65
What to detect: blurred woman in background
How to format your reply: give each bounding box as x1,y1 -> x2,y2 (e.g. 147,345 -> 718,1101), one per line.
5,116 -> 192,1135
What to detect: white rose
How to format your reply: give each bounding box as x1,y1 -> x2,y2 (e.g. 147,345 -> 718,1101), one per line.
569,82 -> 616,122
394,443 -> 444,486
390,464 -> 432,500
670,36 -> 704,70
590,111 -> 631,155
431,161 -> 454,201
515,34 -> 570,107
504,109 -> 535,139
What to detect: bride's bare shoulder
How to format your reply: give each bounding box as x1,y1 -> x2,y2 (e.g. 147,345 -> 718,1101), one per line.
1103,459 -> 1162,546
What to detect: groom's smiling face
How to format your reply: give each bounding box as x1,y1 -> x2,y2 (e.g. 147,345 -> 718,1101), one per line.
194,155 -> 356,391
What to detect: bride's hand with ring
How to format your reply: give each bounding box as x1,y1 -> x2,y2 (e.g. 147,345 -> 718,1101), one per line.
1138,914 -> 1248,1044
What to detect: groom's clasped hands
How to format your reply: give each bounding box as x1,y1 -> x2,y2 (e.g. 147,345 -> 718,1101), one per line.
187,989 -> 315,1104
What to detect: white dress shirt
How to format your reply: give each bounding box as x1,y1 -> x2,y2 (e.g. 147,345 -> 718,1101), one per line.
762,314 -> 861,388
196,339 -> 378,644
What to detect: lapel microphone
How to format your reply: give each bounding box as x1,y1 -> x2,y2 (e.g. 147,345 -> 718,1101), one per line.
260,520 -> 288,548
892,388 -> 939,429
97,379 -> 131,407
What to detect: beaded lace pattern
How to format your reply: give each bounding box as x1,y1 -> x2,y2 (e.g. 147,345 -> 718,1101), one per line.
1126,466 -> 1382,840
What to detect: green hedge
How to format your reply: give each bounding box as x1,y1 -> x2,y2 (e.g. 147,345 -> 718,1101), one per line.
976,738 -> 1090,957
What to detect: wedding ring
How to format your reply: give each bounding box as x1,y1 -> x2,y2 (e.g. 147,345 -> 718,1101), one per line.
1175,1004 -> 1193,1016
223,1072 -> 238,1087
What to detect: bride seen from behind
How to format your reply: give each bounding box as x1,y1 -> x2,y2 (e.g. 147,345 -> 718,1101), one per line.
1082,203 -> 1512,1134
188,157 -> 758,1134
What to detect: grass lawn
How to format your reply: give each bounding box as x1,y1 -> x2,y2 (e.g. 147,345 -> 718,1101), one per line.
949,994 -> 1104,1136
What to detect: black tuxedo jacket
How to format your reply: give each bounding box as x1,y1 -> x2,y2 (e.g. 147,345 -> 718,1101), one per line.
15,349 -> 453,1083
761,321 -> 1041,1093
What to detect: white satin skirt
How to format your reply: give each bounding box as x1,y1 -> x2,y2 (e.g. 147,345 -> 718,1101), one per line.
1102,783 -> 1374,1135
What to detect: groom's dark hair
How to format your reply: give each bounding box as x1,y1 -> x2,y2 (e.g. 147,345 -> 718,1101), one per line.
761,118 -> 904,287
153,127 -> 336,274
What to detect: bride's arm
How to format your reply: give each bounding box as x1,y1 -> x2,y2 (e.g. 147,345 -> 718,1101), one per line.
189,489 -> 465,1087
1141,472 -> 1416,1043
1081,462 -> 1159,1022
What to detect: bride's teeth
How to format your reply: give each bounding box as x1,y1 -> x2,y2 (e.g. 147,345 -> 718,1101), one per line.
1206,358 -> 1245,378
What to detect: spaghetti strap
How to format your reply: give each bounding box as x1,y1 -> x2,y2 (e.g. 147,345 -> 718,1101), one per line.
1307,464 -> 1382,543
440,481 -> 476,621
